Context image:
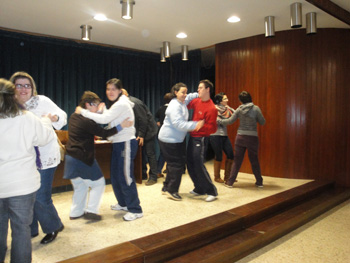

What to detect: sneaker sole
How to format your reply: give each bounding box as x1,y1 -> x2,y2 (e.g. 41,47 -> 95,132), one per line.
123,214 -> 143,221
111,206 -> 128,212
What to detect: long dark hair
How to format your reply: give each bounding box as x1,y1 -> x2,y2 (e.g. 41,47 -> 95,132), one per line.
0,78 -> 23,119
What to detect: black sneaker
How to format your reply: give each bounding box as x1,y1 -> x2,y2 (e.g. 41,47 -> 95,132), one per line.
255,183 -> 263,188
161,186 -> 167,195
84,212 -> 102,221
166,192 -> 182,201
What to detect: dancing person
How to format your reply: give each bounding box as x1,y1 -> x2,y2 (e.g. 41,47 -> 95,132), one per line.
210,92 -> 235,183
0,78 -> 55,263
64,91 -> 133,221
10,72 -> 66,244
158,83 -> 204,201
187,80 -> 218,202
75,78 -> 143,221
155,92 -> 172,177
220,91 -> 266,188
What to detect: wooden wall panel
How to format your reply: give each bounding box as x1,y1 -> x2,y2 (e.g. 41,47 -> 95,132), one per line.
216,29 -> 350,187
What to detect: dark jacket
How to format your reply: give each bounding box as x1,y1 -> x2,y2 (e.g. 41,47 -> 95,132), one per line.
129,96 -> 158,141
66,113 -> 117,166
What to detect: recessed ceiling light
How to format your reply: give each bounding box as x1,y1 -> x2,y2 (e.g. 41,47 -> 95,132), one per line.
176,32 -> 187,39
94,14 -> 107,21
227,16 -> 240,23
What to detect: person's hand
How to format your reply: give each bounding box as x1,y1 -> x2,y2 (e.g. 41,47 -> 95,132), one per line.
97,102 -> 105,113
137,137 -> 144,146
121,117 -> 133,128
46,113 -> 59,122
75,106 -> 83,115
194,119 -> 205,131
157,121 -> 161,127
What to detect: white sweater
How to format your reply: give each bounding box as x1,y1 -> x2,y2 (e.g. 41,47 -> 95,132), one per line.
0,112 -> 56,198
25,95 -> 67,169
81,95 -> 136,143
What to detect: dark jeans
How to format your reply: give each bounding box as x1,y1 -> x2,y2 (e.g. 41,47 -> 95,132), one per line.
142,136 -> 158,181
159,140 -> 186,193
227,134 -> 263,185
111,139 -> 142,213
157,151 -> 166,174
0,192 -> 36,263
187,137 -> 218,196
30,167 -> 63,235
209,135 -> 234,161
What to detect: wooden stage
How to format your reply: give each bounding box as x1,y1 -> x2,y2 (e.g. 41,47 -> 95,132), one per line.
59,180 -> 350,263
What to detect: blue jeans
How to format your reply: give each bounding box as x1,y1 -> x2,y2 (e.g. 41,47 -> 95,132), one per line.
0,192 -> 36,263
111,139 -> 142,213
30,167 -> 63,235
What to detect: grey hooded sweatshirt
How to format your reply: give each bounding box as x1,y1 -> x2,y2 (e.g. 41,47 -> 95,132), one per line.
217,102 -> 265,136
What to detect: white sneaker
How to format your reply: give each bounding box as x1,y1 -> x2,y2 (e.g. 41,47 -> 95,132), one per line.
123,212 -> 143,221
205,195 -> 217,202
111,204 -> 128,211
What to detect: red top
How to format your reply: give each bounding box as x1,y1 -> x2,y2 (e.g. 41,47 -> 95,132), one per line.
187,98 -> 218,137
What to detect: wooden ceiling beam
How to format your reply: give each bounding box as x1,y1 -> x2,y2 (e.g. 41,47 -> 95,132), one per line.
305,0 -> 350,25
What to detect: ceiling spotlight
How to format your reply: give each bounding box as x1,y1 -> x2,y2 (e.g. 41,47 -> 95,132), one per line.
291,2 -> 302,28
227,16 -> 240,23
163,41 -> 171,58
160,47 -> 166,62
264,16 -> 275,38
182,45 -> 188,61
306,12 -> 317,35
80,25 -> 92,41
176,33 -> 187,39
94,14 -> 107,21
120,0 -> 135,20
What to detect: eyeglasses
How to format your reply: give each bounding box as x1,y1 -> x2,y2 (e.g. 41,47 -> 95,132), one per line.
15,84 -> 32,89
89,102 -> 99,107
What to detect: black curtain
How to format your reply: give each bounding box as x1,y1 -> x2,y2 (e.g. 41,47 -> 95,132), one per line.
0,29 -> 201,126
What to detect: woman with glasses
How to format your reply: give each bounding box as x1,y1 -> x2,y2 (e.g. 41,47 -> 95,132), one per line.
10,72 -> 67,244
75,78 -> 143,221
210,92 -> 235,183
0,78 -> 55,263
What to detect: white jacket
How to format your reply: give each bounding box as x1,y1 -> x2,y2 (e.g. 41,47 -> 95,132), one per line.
25,95 -> 67,169
0,112 -> 55,198
81,95 -> 136,143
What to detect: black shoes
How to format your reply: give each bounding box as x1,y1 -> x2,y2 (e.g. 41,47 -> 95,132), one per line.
166,191 -> 182,201
84,212 -> 102,221
69,214 -> 84,220
145,179 -> 157,186
40,225 -> 64,244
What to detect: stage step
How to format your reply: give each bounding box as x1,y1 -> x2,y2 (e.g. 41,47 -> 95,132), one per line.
59,180 -> 350,263
166,186 -> 350,263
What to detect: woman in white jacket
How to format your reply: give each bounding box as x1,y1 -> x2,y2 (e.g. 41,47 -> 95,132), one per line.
76,78 -> 143,221
0,78 -> 55,263
10,72 -> 66,244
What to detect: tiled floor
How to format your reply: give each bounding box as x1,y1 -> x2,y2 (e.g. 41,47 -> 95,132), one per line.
4,161 -> 349,262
